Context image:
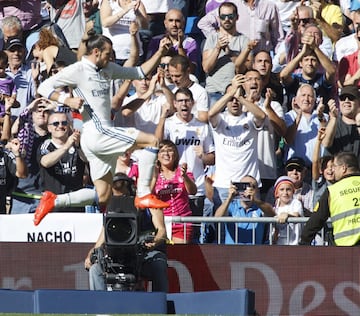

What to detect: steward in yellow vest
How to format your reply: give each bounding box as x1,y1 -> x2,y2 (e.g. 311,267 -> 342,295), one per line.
300,152 -> 360,246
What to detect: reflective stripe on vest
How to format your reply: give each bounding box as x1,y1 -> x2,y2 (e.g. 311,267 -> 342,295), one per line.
328,176 -> 360,246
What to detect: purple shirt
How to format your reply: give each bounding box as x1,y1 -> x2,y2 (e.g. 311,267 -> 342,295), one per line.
0,75 -> 16,97
0,0 -> 42,31
147,34 -> 198,65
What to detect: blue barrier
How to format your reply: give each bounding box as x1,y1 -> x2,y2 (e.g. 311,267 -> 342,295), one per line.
0,289 -> 34,313
33,289 -> 167,314
167,289 -> 256,315
0,288 -> 255,314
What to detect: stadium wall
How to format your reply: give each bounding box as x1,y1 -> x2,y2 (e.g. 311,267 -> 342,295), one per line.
0,243 -> 359,315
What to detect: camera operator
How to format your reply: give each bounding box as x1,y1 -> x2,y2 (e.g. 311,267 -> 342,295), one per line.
214,175 -> 275,244
84,172 -> 168,292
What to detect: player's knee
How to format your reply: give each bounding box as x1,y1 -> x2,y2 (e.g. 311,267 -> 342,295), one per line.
148,135 -> 159,148
97,191 -> 112,207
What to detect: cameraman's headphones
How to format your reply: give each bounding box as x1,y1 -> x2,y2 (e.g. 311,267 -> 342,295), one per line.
113,172 -> 136,196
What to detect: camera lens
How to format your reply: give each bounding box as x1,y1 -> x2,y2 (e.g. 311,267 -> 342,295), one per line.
107,218 -> 133,243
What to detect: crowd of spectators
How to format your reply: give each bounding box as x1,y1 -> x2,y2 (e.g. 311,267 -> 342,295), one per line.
1,0 -> 360,246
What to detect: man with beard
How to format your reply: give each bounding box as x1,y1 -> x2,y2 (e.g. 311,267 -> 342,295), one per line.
198,0 -> 283,54
208,72 -> 266,207
168,55 -> 209,123
202,1 -> 254,105
251,50 -> 284,106
146,9 -> 198,70
241,69 -> 286,197
279,24 -> 335,110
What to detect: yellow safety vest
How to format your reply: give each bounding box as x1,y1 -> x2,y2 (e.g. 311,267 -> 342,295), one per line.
328,176 -> 360,246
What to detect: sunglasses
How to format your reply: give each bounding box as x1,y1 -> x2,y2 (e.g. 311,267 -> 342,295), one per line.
219,13 -> 236,20
48,120 -> 68,127
159,63 -> 169,69
339,94 -> 356,101
286,166 -> 303,172
299,18 -> 311,24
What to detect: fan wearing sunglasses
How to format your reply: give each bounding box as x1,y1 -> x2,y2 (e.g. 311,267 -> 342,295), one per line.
37,111 -> 88,213
322,85 -> 360,158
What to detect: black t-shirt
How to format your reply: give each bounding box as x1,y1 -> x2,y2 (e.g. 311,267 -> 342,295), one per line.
0,148 -> 17,213
37,139 -> 86,212
325,117 -> 360,158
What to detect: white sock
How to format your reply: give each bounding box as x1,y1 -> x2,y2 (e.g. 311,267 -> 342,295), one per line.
55,188 -> 97,207
136,147 -> 158,197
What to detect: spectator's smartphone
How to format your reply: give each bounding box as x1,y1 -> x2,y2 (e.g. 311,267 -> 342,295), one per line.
232,182 -> 252,202
233,182 -> 251,192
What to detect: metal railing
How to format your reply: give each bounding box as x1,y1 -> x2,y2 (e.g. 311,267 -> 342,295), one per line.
169,216 -> 331,245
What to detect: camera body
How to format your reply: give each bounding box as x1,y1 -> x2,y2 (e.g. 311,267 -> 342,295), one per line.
101,195 -> 157,291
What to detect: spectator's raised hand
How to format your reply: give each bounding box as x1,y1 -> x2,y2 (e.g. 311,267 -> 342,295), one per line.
129,21 -> 139,36
148,73 -> 158,93
317,126 -> 326,141
160,102 -> 171,118
158,37 -> 172,55
247,39 -> 259,51
177,29 -> 185,45
291,96 -> 302,116
310,0 -> 322,20
301,33 -> 316,50
327,99 -> 338,119
31,61 -> 40,81
216,33 -> 230,50
8,138 -> 21,156
69,129 -> 81,148
264,88 -> 274,109
290,7 -> 300,30
133,0 -> 141,12
180,162 -> 187,177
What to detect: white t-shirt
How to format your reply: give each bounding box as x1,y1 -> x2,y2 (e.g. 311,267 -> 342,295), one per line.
275,198 -> 303,245
141,0 -> 174,13
121,93 -> 166,134
164,114 -> 215,196
211,111 -> 262,188
334,33 -> 358,62
256,98 -> 284,180
101,1 -> 143,60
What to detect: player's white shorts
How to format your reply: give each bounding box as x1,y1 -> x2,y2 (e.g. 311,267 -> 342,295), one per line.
81,125 -> 139,181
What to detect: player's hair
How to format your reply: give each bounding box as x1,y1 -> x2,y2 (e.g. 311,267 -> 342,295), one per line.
85,33 -> 113,55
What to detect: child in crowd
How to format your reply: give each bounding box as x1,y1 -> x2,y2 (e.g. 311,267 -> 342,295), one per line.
312,127 -> 335,205
273,176 -> 303,245
0,51 -> 18,116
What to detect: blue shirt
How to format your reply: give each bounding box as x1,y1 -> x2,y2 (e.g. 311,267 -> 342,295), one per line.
225,200 -> 266,245
285,72 -> 332,109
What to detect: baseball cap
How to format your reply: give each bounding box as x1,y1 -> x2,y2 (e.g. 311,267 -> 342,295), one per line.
285,157 -> 305,171
339,85 -> 360,99
4,37 -> 24,51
